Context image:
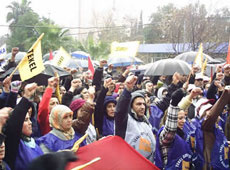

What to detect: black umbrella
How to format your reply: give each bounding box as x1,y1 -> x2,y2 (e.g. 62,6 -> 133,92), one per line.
174,51 -> 220,64
144,59 -> 191,76
0,63 -> 70,86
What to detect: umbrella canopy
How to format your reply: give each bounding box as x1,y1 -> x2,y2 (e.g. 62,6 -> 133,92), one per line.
4,52 -> 27,63
66,136 -> 159,170
42,50 -> 58,62
174,51 -> 220,64
145,59 -> 191,76
0,63 -> 70,85
108,56 -> 143,67
71,51 -> 89,59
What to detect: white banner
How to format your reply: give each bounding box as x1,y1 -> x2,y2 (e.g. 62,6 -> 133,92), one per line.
0,44 -> 6,60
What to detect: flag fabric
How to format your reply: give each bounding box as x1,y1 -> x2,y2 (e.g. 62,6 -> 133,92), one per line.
18,34 -> 45,81
194,43 -> 203,69
49,49 -> 54,60
201,57 -> 208,75
66,136 -> 159,170
52,46 -> 71,67
88,56 -> 94,76
226,41 -> 230,64
0,44 -> 7,60
109,41 -> 140,58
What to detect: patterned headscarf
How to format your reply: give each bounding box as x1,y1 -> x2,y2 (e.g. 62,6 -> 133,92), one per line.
49,105 -> 73,131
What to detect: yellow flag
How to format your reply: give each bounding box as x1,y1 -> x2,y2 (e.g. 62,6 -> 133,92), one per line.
52,46 -> 71,67
201,57 -> 207,75
194,43 -> 203,69
18,34 -> 45,81
109,41 -> 140,58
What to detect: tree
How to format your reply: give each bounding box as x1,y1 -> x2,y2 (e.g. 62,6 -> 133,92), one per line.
7,10 -> 39,51
6,0 -> 32,32
143,4 -> 177,43
144,2 -> 230,56
75,35 -> 110,60
32,17 -> 77,54
6,0 -> 77,54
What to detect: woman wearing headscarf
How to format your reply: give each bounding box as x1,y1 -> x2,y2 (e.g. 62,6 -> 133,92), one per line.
36,104 -> 86,153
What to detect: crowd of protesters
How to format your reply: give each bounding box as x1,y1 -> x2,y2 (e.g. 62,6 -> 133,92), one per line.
0,47 -> 230,170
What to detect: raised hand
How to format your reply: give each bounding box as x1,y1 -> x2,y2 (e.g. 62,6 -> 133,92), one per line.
48,77 -> 59,89
103,78 -> 112,89
189,87 -> 203,100
125,75 -> 137,91
3,76 -> 12,93
172,72 -> 181,85
88,86 -> 95,103
23,83 -> 37,100
224,64 -> 230,77
0,107 -> 12,133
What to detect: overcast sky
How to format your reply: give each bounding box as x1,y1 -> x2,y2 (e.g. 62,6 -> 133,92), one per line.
0,0 -> 230,37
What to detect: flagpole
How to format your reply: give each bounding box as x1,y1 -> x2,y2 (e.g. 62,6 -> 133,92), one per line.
9,33 -> 44,78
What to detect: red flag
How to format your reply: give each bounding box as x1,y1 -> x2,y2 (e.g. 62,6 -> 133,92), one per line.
49,49 -> 54,60
66,136 -> 159,170
226,41 -> 230,64
88,56 -> 95,76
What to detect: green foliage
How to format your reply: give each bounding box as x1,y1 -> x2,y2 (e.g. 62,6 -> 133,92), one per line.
6,0 -> 77,54
75,35 -> 110,60
7,10 -> 39,51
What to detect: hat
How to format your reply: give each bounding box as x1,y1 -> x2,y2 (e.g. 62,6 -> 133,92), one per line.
103,96 -> 117,107
203,76 -> 210,82
187,84 -> 196,92
195,73 -> 203,80
195,98 -> 214,118
131,91 -> 146,108
70,98 -> 86,112
157,87 -> 167,99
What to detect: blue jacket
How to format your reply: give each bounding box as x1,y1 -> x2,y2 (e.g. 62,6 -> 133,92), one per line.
102,116 -> 114,136
155,127 -> 193,170
36,132 -> 86,152
192,118 -> 229,170
15,139 -> 43,170
149,105 -> 164,135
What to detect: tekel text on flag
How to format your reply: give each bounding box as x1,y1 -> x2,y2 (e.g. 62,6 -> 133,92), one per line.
109,41 -> 140,58
52,46 -> 71,67
18,34 -> 45,81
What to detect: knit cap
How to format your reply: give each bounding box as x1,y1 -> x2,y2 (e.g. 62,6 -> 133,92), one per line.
70,98 -> 86,112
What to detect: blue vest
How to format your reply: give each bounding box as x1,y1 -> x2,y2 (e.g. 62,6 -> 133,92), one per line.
149,105 -> 164,135
155,127 -> 193,170
218,112 -> 228,133
15,139 -> 43,170
36,132 -> 86,152
102,116 -> 114,136
192,118 -> 230,170
182,120 -> 200,168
